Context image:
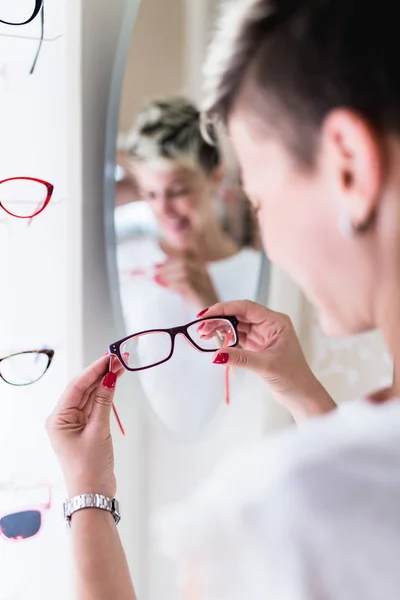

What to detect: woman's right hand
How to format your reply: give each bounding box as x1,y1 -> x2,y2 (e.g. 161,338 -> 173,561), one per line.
201,300 -> 336,422
46,356 -> 123,499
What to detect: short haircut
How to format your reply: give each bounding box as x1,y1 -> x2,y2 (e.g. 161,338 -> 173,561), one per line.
202,0 -> 400,165
123,97 -> 221,175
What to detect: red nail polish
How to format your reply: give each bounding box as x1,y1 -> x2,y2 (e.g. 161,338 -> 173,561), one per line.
103,372 -> 117,389
197,308 -> 209,317
154,274 -> 166,287
213,353 -> 229,365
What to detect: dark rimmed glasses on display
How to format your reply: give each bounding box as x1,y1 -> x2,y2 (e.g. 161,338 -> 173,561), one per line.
0,177 -> 54,219
0,0 -> 45,73
0,485 -> 51,542
108,317 -> 239,435
0,349 -> 54,386
0,0 -> 43,25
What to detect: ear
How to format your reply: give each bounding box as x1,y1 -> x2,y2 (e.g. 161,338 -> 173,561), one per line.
320,109 -> 384,228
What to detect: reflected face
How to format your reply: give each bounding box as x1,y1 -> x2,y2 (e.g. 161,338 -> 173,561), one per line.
229,112 -> 375,336
133,160 -> 216,248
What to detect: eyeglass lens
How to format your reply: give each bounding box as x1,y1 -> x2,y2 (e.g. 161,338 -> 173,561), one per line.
0,179 -> 49,218
0,352 -> 49,385
120,318 -> 237,370
0,510 -> 41,540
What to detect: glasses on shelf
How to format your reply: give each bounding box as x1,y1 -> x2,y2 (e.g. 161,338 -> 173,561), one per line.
0,349 -> 54,386
0,177 -> 54,219
108,317 -> 239,434
0,0 -> 45,73
0,484 -> 51,542
0,0 -> 43,25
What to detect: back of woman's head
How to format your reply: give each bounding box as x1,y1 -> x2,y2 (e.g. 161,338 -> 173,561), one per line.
123,97 -> 221,175
203,0 -> 400,167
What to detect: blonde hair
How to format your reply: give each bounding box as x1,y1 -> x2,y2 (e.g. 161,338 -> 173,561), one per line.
121,97 -> 221,175
202,0 -> 278,122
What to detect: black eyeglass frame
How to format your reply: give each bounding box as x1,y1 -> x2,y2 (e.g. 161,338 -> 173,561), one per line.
0,349 -> 55,386
0,0 -> 43,25
0,0 -> 44,74
108,316 -> 239,372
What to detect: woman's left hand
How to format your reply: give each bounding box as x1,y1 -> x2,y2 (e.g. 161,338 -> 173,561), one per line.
154,250 -> 219,310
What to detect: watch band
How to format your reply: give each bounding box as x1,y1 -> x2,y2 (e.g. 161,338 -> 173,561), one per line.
63,493 -> 121,527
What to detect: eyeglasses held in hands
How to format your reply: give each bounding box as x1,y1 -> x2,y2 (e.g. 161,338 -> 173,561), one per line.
0,484 -> 51,542
109,316 -> 239,371
108,317 -> 239,435
0,349 -> 54,386
0,0 -> 45,73
0,177 -> 54,219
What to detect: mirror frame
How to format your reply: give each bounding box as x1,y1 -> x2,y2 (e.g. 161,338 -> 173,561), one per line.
104,0 -> 142,338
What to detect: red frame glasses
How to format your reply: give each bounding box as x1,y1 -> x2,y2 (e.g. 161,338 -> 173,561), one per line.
0,177 -> 54,219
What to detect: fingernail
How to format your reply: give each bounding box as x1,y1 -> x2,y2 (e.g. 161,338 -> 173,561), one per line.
213,353 -> 229,365
154,274 -> 166,287
197,323 -> 205,331
197,308 -> 209,317
103,372 -> 117,389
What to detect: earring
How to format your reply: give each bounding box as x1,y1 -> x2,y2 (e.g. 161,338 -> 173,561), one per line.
338,213 -> 355,238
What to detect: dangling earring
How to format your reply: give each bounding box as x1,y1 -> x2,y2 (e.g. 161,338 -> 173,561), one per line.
338,211 -> 376,238
338,213 -> 356,238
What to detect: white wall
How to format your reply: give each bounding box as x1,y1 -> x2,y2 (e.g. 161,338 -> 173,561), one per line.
0,0 -> 146,598
0,1 -> 71,598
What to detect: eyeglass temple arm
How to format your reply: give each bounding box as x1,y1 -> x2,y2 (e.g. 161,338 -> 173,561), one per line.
224,331 -> 233,406
108,353 -> 126,436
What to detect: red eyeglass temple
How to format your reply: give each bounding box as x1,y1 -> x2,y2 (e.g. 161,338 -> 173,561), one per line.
224,331 -> 233,406
108,354 -> 126,436
112,403 -> 125,436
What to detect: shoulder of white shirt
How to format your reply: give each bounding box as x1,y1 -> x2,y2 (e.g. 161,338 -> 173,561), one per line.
155,397 -> 400,559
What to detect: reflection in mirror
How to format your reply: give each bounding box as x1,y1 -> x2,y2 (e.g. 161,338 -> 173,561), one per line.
110,5 -> 263,437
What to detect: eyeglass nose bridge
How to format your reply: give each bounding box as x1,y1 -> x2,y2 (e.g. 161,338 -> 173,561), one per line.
170,328 -> 201,353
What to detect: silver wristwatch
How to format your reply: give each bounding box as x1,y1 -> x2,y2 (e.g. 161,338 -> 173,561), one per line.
63,494 -> 121,527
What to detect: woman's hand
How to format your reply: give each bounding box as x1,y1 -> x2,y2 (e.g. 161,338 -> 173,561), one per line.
155,250 -> 219,310
46,356 -> 123,499
201,300 -> 336,422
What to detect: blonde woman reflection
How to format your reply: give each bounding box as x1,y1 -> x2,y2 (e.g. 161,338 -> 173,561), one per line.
116,98 -> 261,433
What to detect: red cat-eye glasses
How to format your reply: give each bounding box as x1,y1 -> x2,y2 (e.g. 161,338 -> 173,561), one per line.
0,177 -> 54,219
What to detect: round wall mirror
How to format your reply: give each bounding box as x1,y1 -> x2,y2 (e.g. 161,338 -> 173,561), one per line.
104,0 -> 270,438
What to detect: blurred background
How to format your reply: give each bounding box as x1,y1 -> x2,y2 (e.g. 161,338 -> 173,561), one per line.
0,1 -> 392,599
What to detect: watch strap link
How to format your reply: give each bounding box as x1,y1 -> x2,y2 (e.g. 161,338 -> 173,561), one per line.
64,493 -> 121,526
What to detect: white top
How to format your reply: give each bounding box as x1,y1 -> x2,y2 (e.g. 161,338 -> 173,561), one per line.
117,237 -> 261,435
156,398 -> 400,599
